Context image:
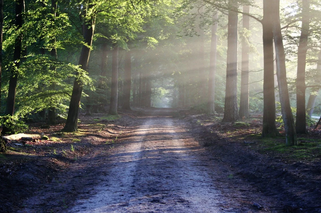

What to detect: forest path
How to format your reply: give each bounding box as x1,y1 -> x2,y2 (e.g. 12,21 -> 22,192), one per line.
17,110 -> 274,213
68,114 -> 240,213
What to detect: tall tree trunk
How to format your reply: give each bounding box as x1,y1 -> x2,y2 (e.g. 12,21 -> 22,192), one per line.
198,7 -> 206,106
48,0 -> 58,124
306,50 -> 321,117
262,0 -> 279,137
239,5 -> 250,119
0,0 -> 3,109
145,77 -> 151,108
223,0 -> 238,122
100,43 -> 108,77
122,50 -> 131,110
6,0 -> 24,116
139,71 -> 142,106
208,12 -> 218,114
109,45 -> 119,115
296,0 -> 310,134
63,4 -> 95,132
272,0 -> 297,145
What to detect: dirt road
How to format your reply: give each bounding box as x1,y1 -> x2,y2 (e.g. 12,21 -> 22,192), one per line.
69,117 -> 239,213
18,111 -> 274,212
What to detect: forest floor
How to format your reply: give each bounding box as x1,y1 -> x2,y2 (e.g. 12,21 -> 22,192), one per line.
1,108 -> 321,212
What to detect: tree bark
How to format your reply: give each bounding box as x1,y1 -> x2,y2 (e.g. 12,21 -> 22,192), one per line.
239,5 -> 250,119
272,0 -> 297,145
6,0 -> 24,116
262,0 -> 279,137
0,0 -> 3,108
122,50 -> 132,110
63,3 -> 95,132
198,7 -> 206,106
48,0 -> 58,124
306,50 -> 321,117
296,0 -> 310,133
223,0 -> 238,122
208,12 -> 217,114
100,43 -> 108,77
109,45 -> 119,115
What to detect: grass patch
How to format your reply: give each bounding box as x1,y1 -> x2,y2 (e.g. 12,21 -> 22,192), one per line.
50,137 -> 62,142
260,137 -> 321,161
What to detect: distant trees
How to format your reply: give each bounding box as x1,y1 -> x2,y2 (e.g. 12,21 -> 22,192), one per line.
1,0 -> 321,148
122,50 -> 132,110
109,45 -> 119,115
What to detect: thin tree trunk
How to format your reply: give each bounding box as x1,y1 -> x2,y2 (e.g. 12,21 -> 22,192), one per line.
145,77 -> 151,108
296,0 -> 310,133
272,0 -> 297,145
0,0 -> 3,108
6,0 -> 24,116
48,0 -> 58,124
208,12 -> 218,114
139,71 -> 142,106
198,7 -> 206,106
223,0 -> 238,122
239,5 -> 250,119
306,50 -> 321,117
63,4 -> 95,132
122,50 -> 131,110
262,0 -> 279,137
109,45 -> 119,115
100,43 -> 108,76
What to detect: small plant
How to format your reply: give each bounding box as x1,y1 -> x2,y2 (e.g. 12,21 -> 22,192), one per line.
62,150 -> 67,155
53,149 -> 57,155
70,145 -> 75,152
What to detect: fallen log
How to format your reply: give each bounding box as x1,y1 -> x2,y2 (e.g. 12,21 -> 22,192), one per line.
2,133 -> 44,142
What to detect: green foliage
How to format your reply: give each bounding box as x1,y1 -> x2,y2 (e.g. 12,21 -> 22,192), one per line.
0,115 -> 28,135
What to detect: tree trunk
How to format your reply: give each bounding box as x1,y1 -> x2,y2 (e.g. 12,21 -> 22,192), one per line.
139,71 -> 142,106
223,0 -> 238,122
198,8 -> 206,106
208,12 -> 217,114
262,0 -> 279,137
6,0 -> 24,116
0,0 -> 3,108
100,43 -> 108,77
48,0 -> 58,124
63,4 -> 95,132
239,5 -> 250,119
306,50 -> 321,117
296,0 -> 310,134
272,0 -> 297,145
122,50 -> 132,110
109,45 -> 119,115
145,77 -> 151,108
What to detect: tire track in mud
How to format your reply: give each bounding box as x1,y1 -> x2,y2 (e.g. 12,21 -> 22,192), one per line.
69,117 -> 239,213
